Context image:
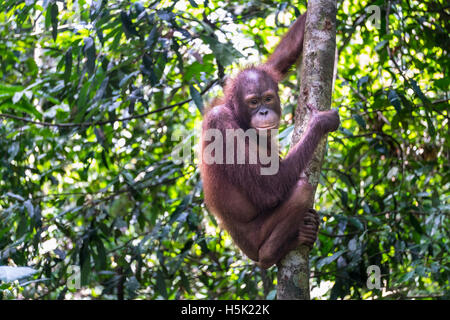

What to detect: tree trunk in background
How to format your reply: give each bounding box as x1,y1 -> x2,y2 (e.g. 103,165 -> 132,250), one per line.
277,0 -> 337,300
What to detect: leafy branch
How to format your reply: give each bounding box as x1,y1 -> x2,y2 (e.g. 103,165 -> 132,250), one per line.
0,80 -> 218,128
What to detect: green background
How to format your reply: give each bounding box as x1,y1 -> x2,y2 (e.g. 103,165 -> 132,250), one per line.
0,0 -> 448,299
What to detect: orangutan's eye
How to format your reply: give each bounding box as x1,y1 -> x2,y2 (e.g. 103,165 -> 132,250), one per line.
249,99 -> 258,108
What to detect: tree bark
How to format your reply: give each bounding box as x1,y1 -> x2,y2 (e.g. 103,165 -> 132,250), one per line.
277,0 -> 337,300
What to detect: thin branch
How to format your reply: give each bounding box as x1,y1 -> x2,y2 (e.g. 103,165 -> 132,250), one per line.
0,80 -> 218,128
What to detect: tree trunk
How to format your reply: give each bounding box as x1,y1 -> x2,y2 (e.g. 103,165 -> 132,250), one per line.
277,0 -> 337,300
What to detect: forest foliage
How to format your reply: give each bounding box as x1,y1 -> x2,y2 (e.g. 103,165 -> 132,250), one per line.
0,0 -> 448,299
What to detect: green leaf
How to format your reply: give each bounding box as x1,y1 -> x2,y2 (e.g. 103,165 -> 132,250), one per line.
409,79 -> 429,105
74,80 -> 91,122
145,26 -> 159,49
337,188 -> 348,207
407,79 -> 435,138
169,195 -> 192,224
8,143 -> 19,161
290,4 -> 301,17
201,35 -> 243,66
353,114 -> 366,128
94,239 -> 107,270
388,89 -> 401,112
189,84 -> 204,114
154,52 -> 167,82
424,111 -> 436,138
408,212 -> 424,234
134,2 -> 145,15
183,55 -> 214,82
83,37 -> 96,76
101,150 -> 110,170
64,47 -> 72,83
80,240 -> 90,285
180,271 -> 191,294
45,4 -> 52,29
348,238 -> 357,251
155,270 -> 168,298
153,90 -> 164,107
348,217 -> 364,230
364,215 -> 381,225
188,0 -> 199,7
119,71 -> 138,88
120,11 -> 138,38
125,276 -> 140,298
12,91 -> 23,104
0,84 -> 23,94
93,76 -> 109,102
279,124 -> 294,147
17,216 -> 28,238
374,39 -> 388,51
0,266 -> 37,283
141,54 -> 158,85
316,250 -> 346,270
387,166 -> 398,180
157,10 -> 175,22
122,170 -> 135,185
50,3 -> 58,41
6,192 -> 24,201
24,200 -> 34,218
398,271 -> 414,283
266,289 -> 277,300
434,77 -> 449,90
357,76 -> 369,90
0,102 -> 42,120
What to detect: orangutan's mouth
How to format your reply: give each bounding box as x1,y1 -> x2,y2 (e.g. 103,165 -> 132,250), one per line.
256,124 -> 278,130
